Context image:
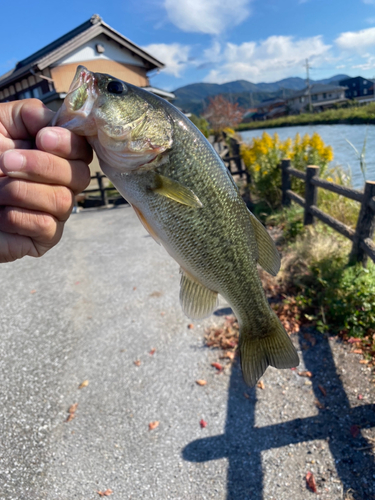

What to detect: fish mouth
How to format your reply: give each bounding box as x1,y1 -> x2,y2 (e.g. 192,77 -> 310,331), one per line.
52,66 -> 98,132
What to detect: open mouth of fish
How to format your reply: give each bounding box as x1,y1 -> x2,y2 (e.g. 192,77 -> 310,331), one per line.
52,66 -> 98,132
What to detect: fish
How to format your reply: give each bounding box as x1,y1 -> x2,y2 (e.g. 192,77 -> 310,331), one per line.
54,66 -> 299,386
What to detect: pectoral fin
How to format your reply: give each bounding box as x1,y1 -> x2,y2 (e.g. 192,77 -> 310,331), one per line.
248,210 -> 281,276
152,174 -> 203,208
180,270 -> 218,319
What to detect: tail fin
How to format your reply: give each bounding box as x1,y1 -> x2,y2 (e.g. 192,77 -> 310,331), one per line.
239,312 -> 299,387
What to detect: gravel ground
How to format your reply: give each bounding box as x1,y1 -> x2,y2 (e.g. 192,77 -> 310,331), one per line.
0,204 -> 374,500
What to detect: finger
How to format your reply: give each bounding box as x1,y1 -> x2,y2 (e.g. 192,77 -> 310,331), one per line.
0,231 -> 39,262
0,99 -> 55,140
0,206 -> 62,255
36,127 -> 93,164
0,149 -> 91,195
0,177 -> 74,221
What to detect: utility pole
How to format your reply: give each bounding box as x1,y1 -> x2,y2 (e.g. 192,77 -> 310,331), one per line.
305,58 -> 312,113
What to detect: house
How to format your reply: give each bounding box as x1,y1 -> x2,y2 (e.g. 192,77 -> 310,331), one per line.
255,98 -> 287,120
0,14 -> 175,111
339,76 -> 374,103
287,84 -> 347,113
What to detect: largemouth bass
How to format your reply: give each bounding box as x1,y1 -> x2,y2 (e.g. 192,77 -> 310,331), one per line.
54,66 -> 299,386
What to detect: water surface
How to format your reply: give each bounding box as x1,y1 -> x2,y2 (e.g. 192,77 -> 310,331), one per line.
240,124 -> 375,189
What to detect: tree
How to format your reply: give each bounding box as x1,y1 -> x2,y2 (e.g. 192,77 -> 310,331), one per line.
203,95 -> 244,132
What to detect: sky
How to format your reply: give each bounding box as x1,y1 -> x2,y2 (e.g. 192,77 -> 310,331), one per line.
2,0 -> 375,91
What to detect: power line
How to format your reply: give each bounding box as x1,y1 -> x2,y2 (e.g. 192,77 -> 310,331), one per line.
305,58 -> 312,113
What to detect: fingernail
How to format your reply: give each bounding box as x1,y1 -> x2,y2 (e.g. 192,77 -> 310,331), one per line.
2,151 -> 25,172
39,129 -> 59,151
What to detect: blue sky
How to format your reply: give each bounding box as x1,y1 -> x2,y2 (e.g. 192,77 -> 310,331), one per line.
3,0 -> 375,90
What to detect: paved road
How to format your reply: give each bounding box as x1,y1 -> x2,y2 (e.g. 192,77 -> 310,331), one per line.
0,205 -> 374,500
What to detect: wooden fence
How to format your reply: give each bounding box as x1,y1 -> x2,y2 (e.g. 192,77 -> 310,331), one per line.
281,158 -> 375,266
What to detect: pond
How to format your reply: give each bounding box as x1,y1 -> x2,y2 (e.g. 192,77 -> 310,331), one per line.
240,124 -> 375,189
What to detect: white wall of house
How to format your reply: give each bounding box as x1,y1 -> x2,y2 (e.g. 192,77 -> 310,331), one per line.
55,35 -> 145,68
288,89 -> 346,113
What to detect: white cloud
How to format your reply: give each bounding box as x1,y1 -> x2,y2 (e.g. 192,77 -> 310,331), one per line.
202,35 -> 331,83
142,43 -> 191,77
352,56 -> 375,71
363,0 -> 375,4
164,0 -> 251,35
335,27 -> 375,51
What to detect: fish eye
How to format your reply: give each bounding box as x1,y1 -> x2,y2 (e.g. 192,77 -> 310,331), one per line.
107,80 -> 126,94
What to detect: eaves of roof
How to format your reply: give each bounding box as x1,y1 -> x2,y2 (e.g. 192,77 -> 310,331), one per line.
0,15 -> 164,88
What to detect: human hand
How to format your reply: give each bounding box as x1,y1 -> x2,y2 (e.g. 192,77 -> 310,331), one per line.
0,99 -> 92,263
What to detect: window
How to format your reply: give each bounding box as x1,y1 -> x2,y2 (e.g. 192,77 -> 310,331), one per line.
312,94 -> 318,101
354,91 -> 357,96
300,97 -> 305,103
323,93 -> 327,98
364,80 -> 367,84
364,89 -> 368,95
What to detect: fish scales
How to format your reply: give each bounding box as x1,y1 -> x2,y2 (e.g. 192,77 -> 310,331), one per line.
54,66 -> 299,386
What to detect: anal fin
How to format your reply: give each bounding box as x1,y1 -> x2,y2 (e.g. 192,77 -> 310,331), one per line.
180,270 -> 218,320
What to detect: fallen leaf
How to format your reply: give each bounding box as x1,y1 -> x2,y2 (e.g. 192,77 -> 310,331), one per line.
66,403 -> 78,422
348,338 -> 362,344
75,281 -> 80,285
359,359 -> 369,364
353,349 -> 363,354
315,399 -> 325,410
149,421 -> 159,431
306,471 -> 317,493
244,392 -> 250,399
149,348 -> 156,355
78,380 -> 89,389
160,311 -> 165,316
97,489 -> 113,497
257,380 -> 265,389
350,425 -> 360,438
150,291 -> 162,297
30,290 -> 37,294
133,286 -> 137,291
318,385 -> 327,397
134,360 -> 141,366
187,323 -> 194,329
220,351 -> 235,360
211,362 -> 223,372
298,371 -> 313,378
200,419 -> 207,428
290,367 -> 297,371
68,403 -> 78,413
358,394 -> 364,400
196,380 -> 207,386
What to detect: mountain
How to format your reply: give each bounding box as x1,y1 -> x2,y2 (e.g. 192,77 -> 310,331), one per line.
173,74 -> 351,115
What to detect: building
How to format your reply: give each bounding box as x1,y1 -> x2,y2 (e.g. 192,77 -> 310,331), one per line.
0,14 -> 174,111
287,84 -> 347,113
339,76 -> 374,102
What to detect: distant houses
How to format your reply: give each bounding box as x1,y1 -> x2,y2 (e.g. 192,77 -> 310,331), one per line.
245,76 -> 375,121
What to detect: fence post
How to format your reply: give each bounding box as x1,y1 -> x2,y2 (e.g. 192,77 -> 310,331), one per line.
281,159 -> 291,207
304,165 -> 319,225
350,180 -> 375,266
96,171 -> 108,207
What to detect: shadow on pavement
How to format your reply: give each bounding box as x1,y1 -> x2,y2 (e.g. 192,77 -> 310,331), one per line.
183,331 -> 375,500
